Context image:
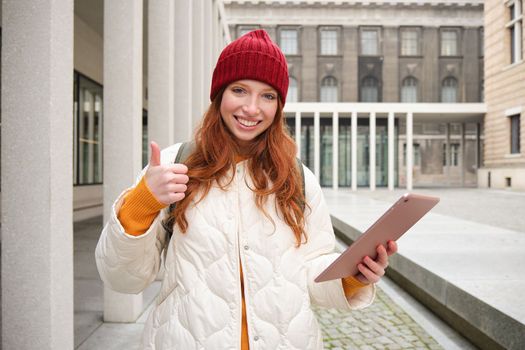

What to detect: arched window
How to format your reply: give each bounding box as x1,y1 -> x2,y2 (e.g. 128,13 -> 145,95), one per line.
441,77 -> 458,102
320,76 -> 338,102
401,76 -> 418,103
361,76 -> 379,102
287,77 -> 298,102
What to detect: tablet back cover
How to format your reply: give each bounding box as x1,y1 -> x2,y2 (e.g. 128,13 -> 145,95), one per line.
315,193 -> 439,283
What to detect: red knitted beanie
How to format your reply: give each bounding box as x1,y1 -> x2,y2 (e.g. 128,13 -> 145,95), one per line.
210,29 -> 289,105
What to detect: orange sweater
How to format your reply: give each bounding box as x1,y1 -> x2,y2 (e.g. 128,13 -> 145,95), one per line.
118,176 -> 366,349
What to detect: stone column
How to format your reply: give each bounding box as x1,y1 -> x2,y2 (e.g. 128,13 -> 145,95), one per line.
332,112 -> 339,189
192,0 -> 205,127
369,112 -> 376,190
351,111 -> 358,191
103,0 -> 144,322
314,111 -> 321,182
174,0 -> 194,142
388,112 -> 395,190
295,111 -> 302,158
461,122 -> 466,186
406,112 -> 414,190
445,123 -> 451,185
212,0 -> 220,58
203,0 -> 213,109
1,1 -> 74,348
476,122 -> 481,168
148,0 -> 175,149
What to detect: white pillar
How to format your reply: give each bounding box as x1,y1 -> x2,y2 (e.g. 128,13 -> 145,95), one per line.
174,0 -> 194,142
388,112 -> 395,190
476,122 -> 481,168
212,0 -> 220,58
295,111 -> 302,158
369,112 -> 376,190
445,123 -> 451,185
314,111 -> 321,182
1,1 -> 74,348
148,0 -> 175,149
192,0 -> 205,127
461,122 -> 466,186
103,0 -> 144,322
406,112 -> 414,191
203,0 -> 213,109
351,111 -> 358,191
333,112 -> 339,190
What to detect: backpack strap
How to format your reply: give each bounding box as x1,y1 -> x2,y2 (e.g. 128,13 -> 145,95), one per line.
296,157 -> 305,211
161,141 -> 195,240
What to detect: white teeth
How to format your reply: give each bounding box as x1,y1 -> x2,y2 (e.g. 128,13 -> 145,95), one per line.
237,117 -> 258,127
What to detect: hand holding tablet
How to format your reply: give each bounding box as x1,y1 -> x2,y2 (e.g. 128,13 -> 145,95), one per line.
315,193 -> 439,283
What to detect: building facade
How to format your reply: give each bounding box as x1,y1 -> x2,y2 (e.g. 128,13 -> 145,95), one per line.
480,0 -> 525,189
224,0 -> 485,188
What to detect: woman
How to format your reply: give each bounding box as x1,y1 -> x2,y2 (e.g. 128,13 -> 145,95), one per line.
96,29 -> 397,350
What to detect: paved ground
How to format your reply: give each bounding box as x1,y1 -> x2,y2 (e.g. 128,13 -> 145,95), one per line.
313,289 -> 443,350
75,215 -> 474,349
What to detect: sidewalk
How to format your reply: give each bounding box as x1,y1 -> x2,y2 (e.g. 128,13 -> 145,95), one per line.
323,187 -> 525,350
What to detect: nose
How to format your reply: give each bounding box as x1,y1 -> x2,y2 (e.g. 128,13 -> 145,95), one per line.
242,97 -> 260,116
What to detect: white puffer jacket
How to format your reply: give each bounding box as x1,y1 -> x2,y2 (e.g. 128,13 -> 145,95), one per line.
96,143 -> 375,350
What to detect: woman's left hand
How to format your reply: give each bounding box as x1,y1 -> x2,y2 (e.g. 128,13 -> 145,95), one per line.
355,240 -> 398,285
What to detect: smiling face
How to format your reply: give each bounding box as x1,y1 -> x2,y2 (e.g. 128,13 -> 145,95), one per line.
220,79 -> 279,148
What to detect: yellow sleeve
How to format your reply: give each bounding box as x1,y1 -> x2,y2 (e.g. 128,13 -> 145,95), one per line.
117,176 -> 167,236
341,276 -> 367,298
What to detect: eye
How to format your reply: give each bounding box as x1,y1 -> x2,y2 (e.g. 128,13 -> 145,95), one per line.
263,93 -> 277,101
231,87 -> 245,94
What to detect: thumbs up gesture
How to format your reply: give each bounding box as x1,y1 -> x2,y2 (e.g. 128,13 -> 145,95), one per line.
145,141 -> 189,205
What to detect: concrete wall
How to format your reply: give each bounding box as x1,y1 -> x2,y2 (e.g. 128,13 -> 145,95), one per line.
481,0 -> 525,190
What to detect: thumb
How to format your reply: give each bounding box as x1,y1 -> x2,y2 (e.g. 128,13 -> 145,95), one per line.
149,141 -> 161,167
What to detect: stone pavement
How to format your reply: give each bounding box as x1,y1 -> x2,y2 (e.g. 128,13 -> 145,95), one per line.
75,215 -> 473,349
313,289 -> 443,350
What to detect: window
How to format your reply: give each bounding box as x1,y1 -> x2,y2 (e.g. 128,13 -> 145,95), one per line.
480,79 -> 484,102
320,76 -> 338,102
441,29 -> 459,56
361,76 -> 379,102
441,77 -> 458,102
74,73 -> 103,185
400,28 -> 420,56
451,143 -> 460,166
479,27 -> 484,57
320,28 -> 338,55
403,143 -> 421,166
442,143 -> 447,166
443,143 -> 460,166
401,76 -> 418,102
288,77 -> 298,102
510,114 -> 521,154
279,29 -> 298,55
360,28 -> 380,55
507,0 -> 523,63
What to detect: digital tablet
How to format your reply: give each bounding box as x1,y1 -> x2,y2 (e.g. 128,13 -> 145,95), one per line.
314,193 -> 439,283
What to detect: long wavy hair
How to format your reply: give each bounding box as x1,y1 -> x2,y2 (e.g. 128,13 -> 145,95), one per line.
172,88 -> 307,246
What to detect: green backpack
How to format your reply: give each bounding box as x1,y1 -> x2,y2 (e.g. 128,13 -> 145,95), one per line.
161,141 -> 305,240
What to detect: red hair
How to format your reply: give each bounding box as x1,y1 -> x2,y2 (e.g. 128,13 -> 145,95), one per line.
173,89 -> 307,246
